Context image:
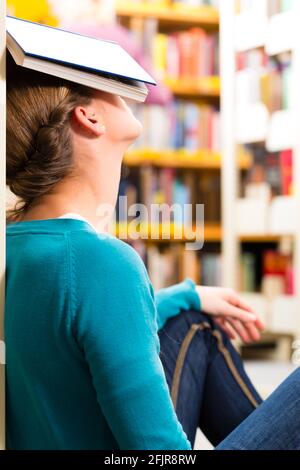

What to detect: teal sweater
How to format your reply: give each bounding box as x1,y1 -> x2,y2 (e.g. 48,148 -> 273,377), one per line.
5,218 -> 201,450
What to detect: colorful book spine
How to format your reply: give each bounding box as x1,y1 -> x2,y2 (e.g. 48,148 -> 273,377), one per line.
263,250 -> 294,295
280,150 -> 293,196
243,146 -> 294,197
131,101 -> 220,151
236,50 -> 292,113
153,28 -> 219,79
241,253 -> 256,292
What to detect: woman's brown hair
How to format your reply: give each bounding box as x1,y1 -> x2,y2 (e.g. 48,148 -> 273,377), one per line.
6,51 -> 94,221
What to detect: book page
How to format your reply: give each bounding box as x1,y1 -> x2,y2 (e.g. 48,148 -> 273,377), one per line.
6,16 -> 156,85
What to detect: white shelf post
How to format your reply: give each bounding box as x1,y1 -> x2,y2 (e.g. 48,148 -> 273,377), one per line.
0,0 -> 5,451
220,0 -> 300,344
220,0 -> 239,289
292,0 -> 300,339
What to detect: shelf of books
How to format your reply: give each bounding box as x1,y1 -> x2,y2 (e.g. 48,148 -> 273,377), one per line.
110,227 -> 223,290
116,1 -> 219,30
0,0 -> 5,451
120,2 -> 221,101
116,0 -> 223,290
221,0 -> 300,360
124,148 -> 251,169
164,76 -> 220,98
114,222 -> 222,243
117,152 -> 223,286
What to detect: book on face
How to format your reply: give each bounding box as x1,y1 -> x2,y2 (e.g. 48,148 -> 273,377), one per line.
6,16 -> 156,103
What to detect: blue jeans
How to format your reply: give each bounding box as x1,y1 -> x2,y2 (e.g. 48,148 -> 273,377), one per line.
159,310 -> 300,450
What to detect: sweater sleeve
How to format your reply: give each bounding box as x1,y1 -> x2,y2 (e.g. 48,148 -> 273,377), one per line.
155,279 -> 201,331
70,232 -> 191,450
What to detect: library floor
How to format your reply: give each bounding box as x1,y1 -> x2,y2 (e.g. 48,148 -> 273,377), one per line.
194,361 -> 298,450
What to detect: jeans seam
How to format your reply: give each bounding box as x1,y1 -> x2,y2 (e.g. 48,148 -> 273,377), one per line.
211,329 -> 260,408
171,322 -> 260,411
171,322 -> 211,409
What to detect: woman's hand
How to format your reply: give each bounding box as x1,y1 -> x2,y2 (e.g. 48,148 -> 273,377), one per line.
196,286 -> 265,343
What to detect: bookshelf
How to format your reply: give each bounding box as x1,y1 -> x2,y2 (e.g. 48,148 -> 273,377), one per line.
0,0 -> 5,450
239,234 -> 291,244
220,0 -> 300,347
164,76 -> 220,98
115,222 -> 222,243
116,1 -> 222,288
124,148 -> 251,170
116,1 -> 219,30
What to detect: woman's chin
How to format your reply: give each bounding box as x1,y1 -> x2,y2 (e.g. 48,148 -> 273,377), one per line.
133,118 -> 143,138
124,119 -> 143,143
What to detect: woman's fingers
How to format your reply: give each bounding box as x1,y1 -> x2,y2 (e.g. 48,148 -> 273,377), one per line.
240,319 -> 261,342
215,318 -> 236,340
226,318 -> 252,343
254,316 -> 265,331
235,300 -> 265,332
222,302 -> 257,323
245,321 -> 261,342
226,291 -> 255,313
226,317 -> 261,343
215,315 -> 262,343
226,290 -> 266,331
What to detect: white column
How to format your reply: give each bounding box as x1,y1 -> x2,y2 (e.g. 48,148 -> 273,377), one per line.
0,0 -> 5,451
292,1 -> 300,338
220,0 -> 239,289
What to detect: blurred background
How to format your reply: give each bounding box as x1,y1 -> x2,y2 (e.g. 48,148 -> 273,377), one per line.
6,0 -> 300,448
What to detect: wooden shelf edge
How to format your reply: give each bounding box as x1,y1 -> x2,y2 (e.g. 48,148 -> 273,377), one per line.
116,2 -> 219,28
164,76 -> 220,98
124,149 -> 252,170
113,223 -> 222,243
241,331 -> 295,344
239,234 -> 294,243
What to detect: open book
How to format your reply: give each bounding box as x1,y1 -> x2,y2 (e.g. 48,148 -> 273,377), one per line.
6,16 -> 156,103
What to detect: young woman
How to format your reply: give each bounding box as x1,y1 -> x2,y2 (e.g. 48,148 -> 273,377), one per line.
6,51 -> 300,450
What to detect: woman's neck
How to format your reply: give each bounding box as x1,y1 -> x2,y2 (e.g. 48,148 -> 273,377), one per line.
20,149 -> 123,231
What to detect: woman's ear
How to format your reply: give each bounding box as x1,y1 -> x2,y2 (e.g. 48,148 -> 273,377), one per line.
73,106 -> 106,137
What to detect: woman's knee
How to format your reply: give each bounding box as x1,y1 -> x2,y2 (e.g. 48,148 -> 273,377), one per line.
160,310 -> 233,350
182,310 -> 235,352
159,310 -> 213,346
181,309 -> 215,328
